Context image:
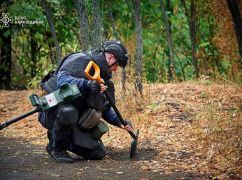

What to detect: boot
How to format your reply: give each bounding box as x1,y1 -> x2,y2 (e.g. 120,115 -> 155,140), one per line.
51,150 -> 74,163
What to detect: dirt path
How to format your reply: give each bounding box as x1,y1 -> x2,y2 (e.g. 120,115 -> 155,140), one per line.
0,83 -> 241,179
0,136 -> 199,180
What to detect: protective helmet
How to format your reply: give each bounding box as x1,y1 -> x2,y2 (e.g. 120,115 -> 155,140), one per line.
102,40 -> 128,68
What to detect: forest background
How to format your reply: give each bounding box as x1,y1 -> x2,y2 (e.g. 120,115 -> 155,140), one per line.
0,0 -> 241,90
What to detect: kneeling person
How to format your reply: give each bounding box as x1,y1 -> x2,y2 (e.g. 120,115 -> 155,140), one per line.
39,40 -> 133,163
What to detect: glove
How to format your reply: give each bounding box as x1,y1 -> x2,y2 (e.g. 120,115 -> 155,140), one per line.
86,80 -> 101,93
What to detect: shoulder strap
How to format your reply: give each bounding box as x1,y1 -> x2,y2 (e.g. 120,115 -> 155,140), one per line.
84,49 -> 94,61
84,48 -> 102,63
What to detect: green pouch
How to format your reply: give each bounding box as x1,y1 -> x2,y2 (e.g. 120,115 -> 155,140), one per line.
91,121 -> 109,140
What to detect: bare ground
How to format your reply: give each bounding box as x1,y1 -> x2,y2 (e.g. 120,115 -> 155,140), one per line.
0,82 -> 241,179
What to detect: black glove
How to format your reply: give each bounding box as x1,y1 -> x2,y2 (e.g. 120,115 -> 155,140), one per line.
86,80 -> 101,93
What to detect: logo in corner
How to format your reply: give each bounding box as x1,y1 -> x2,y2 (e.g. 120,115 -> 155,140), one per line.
0,13 -> 12,27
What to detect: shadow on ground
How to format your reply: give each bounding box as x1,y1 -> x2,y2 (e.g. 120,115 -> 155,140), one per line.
106,146 -> 157,161
0,136 -> 207,180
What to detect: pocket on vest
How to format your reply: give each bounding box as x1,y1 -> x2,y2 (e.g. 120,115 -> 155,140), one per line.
78,108 -> 102,129
86,93 -> 106,110
91,121 -> 109,140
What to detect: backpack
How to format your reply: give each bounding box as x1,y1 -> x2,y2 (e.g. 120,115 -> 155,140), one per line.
40,52 -> 79,93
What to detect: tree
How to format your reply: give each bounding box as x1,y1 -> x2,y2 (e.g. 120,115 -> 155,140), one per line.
40,0 -> 62,64
30,28 -> 38,77
181,0 -> 199,79
108,6 -> 127,92
160,0 -> 176,82
74,0 -> 90,51
0,27 -> 11,89
0,1 -> 12,89
91,0 -> 103,49
227,0 -> 242,68
108,8 -> 119,39
133,0 -> 143,95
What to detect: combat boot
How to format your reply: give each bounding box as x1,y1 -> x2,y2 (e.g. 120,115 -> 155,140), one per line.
51,150 -> 74,163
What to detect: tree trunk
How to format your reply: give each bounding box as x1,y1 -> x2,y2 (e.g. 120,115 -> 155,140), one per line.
109,8 -> 127,92
0,27 -> 11,89
133,0 -> 143,95
92,0 -> 103,49
74,0 -> 90,51
174,51 -> 186,81
30,28 -> 38,77
227,0 -> 242,67
109,9 -> 119,39
190,0 -> 199,79
41,0 -> 62,64
160,0 -> 175,82
181,0 -> 199,79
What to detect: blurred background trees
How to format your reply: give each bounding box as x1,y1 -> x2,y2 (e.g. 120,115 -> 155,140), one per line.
0,0 -> 241,90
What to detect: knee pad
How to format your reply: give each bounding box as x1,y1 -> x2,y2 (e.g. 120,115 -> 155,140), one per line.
56,104 -> 79,127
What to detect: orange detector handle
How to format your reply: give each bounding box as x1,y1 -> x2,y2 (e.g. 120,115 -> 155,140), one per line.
84,61 -> 104,84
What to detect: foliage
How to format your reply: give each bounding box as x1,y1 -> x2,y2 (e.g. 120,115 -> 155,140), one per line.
2,0 -> 241,88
